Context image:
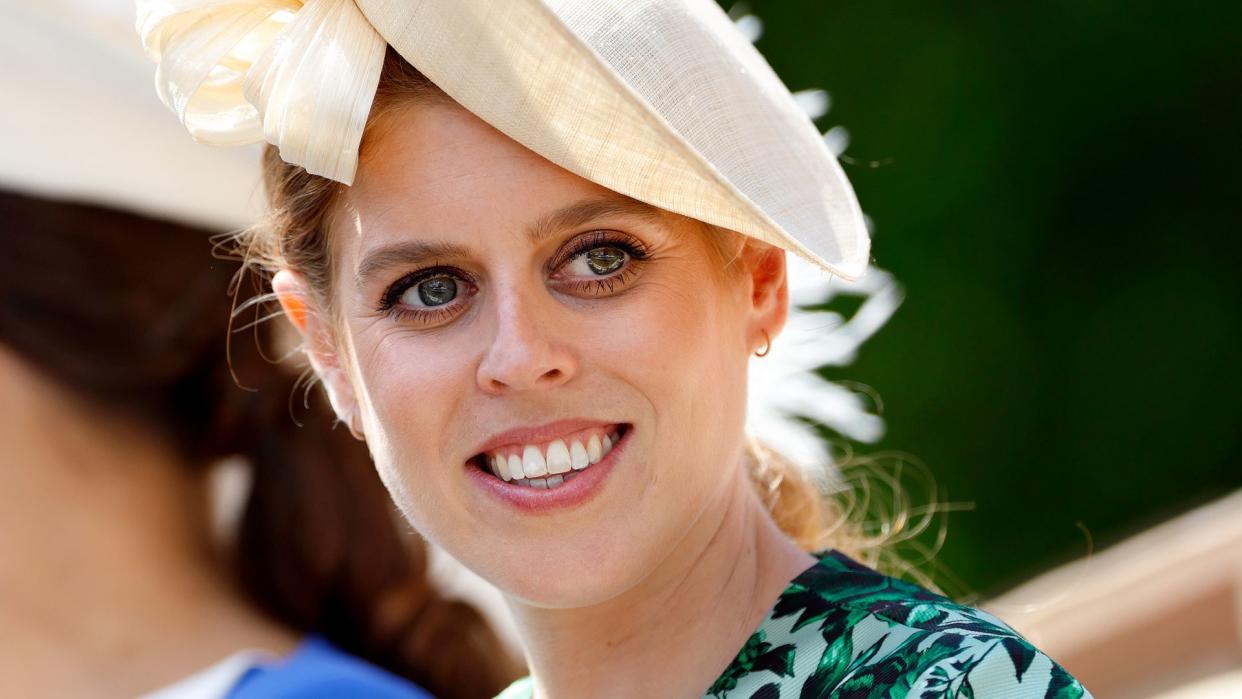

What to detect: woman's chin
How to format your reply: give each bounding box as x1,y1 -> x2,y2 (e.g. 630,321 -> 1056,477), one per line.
475,537 -> 665,610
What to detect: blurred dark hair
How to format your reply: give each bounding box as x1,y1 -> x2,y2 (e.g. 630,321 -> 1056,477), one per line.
0,188 -> 516,699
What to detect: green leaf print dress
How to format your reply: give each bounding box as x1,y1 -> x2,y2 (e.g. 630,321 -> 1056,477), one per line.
496,551 -> 1091,698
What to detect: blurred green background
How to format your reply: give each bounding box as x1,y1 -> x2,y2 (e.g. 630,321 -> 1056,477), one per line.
728,1 -> 1241,594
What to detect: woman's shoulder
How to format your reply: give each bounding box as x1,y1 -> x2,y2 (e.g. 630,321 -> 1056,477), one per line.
707,550 -> 1092,698
227,636 -> 433,699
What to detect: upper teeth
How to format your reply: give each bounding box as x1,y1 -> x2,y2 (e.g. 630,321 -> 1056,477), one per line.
485,427 -> 621,486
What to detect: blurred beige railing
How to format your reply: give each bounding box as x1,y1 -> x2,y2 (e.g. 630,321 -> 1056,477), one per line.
987,490 -> 1242,698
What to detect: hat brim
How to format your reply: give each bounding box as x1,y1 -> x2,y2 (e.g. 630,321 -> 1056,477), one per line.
357,0 -> 870,280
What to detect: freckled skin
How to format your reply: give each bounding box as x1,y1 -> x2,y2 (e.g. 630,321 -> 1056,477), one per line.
281,102 -> 784,610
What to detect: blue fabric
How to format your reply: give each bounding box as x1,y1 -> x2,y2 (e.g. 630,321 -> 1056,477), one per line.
227,636 -> 433,699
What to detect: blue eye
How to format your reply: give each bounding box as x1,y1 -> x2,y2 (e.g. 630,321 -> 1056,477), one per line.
378,267 -> 474,323
404,275 -> 458,307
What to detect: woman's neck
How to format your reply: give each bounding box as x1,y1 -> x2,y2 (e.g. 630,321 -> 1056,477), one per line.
507,466 -> 816,699
0,357 -> 297,698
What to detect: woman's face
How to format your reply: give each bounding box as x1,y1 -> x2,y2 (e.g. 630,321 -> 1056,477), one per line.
284,102 -> 786,608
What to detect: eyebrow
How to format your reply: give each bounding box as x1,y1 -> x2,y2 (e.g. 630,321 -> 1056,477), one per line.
354,194 -> 664,289
524,194 -> 664,245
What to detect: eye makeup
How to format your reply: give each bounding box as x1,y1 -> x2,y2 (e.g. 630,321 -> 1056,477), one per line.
376,265 -> 478,325
374,229 -> 655,326
548,229 -> 651,271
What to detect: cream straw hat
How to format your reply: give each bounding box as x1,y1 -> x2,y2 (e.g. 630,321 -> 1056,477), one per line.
0,0 -> 261,229
137,0 -> 871,279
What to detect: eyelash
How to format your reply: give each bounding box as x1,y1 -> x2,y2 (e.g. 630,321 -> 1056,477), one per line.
376,231 -> 650,325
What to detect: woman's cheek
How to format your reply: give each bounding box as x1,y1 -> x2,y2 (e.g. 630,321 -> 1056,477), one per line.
627,281 -> 721,384
395,352 -> 457,409
357,332 -> 462,457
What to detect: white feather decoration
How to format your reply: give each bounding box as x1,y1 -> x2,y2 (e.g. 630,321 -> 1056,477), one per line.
746,258 -> 902,471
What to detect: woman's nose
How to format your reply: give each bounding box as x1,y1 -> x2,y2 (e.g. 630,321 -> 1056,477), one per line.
475,289 -> 578,394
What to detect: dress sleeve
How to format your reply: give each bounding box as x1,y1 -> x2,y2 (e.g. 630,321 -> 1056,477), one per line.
931,633 -> 1093,699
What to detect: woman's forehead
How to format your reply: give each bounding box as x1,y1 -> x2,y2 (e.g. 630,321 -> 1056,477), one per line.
353,104 -> 595,216
343,103 -> 673,251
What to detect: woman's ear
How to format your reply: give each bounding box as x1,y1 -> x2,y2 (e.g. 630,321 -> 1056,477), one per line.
740,241 -> 790,349
271,270 -> 364,439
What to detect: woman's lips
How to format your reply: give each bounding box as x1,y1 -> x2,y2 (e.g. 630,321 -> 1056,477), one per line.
466,424 -> 632,513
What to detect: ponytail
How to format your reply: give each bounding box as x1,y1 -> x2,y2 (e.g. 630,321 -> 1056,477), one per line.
745,436 -> 946,587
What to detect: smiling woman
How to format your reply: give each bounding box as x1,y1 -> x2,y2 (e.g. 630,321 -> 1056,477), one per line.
266,89 -> 782,599
139,1 -> 1092,697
